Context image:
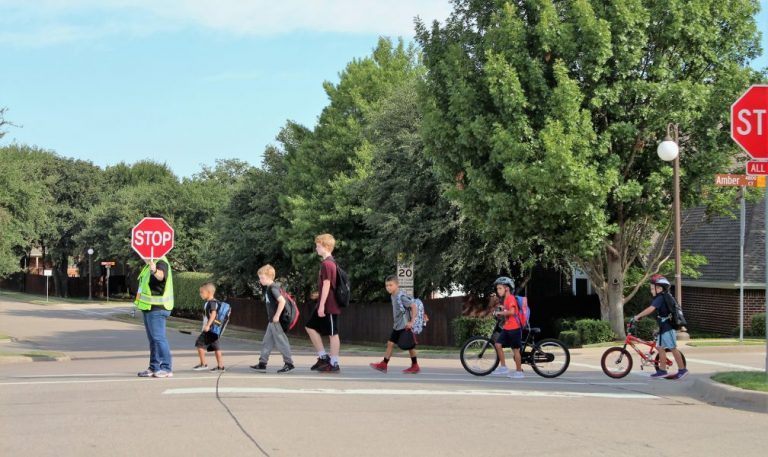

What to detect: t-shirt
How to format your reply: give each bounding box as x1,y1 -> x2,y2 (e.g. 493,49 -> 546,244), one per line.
501,294 -> 521,331
202,300 -> 219,328
652,294 -> 674,334
262,282 -> 283,320
148,260 -> 169,296
391,291 -> 413,331
318,256 -> 340,315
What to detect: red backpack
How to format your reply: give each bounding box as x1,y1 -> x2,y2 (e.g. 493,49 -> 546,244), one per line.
514,296 -> 530,328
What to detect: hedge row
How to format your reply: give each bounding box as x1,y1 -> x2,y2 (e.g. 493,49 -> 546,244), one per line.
173,271 -> 214,313
451,316 -> 496,346
752,313 -> 766,337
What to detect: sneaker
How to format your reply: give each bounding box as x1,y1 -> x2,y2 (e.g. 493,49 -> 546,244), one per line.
277,364 -> 295,374
153,370 -> 173,378
192,364 -> 208,371
319,363 -> 340,374
369,361 -> 388,373
210,366 -> 226,372
250,362 -> 267,372
671,369 -> 689,380
403,364 -> 420,374
650,370 -> 668,379
137,369 -> 154,377
311,355 -> 331,371
508,370 -> 525,379
492,366 -> 510,376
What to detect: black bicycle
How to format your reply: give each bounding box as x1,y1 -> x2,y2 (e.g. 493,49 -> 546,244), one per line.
459,315 -> 571,378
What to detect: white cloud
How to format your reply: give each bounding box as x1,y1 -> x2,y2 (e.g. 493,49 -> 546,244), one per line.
0,0 -> 453,46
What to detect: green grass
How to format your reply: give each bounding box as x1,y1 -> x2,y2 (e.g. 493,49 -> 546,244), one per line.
686,338 -> 766,347
0,289 -> 131,305
0,334 -> 11,341
0,350 -> 67,361
712,371 -> 768,393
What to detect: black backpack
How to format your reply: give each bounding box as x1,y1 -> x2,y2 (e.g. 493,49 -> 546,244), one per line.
331,259 -> 351,308
662,293 -> 687,330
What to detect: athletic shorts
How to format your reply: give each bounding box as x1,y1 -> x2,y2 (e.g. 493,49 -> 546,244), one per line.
305,311 -> 339,336
496,329 -> 522,349
657,330 -> 677,349
195,331 -> 220,352
388,328 -> 411,344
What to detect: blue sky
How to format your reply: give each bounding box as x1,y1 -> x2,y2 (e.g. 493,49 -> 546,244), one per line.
0,0 -> 766,177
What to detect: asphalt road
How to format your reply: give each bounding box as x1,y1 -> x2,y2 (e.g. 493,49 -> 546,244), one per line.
0,296 -> 766,457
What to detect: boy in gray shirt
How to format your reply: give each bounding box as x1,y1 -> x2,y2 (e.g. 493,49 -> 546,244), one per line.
369,275 -> 420,374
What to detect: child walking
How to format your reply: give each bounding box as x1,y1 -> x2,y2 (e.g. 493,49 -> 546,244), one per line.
369,275 -> 420,374
193,282 -> 225,372
250,265 -> 295,374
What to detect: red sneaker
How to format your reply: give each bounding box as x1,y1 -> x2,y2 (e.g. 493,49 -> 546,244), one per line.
403,364 -> 420,374
369,361 -> 388,373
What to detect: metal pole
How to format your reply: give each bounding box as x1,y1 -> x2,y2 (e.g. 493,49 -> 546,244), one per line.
673,128 -> 682,308
739,188 -> 746,342
764,185 -> 768,373
106,267 -> 110,302
88,253 -> 92,300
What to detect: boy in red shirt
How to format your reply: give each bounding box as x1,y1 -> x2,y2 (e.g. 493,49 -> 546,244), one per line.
491,277 -> 524,379
306,233 -> 342,373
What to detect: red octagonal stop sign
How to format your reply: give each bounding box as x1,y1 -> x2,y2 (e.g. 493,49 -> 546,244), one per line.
732,85 -> 768,160
131,217 -> 175,260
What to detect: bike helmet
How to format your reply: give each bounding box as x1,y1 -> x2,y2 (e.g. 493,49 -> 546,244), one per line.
493,276 -> 515,291
650,274 -> 671,288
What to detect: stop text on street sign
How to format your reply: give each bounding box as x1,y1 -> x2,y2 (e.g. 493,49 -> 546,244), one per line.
131,217 -> 175,260
731,85 -> 768,160
715,174 -> 766,187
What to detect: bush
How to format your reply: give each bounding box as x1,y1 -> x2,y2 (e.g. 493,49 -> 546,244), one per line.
751,313 -> 766,337
452,316 -> 496,346
555,317 -> 578,333
558,330 -> 581,348
173,272 -> 214,315
626,317 -> 657,341
574,319 -> 615,344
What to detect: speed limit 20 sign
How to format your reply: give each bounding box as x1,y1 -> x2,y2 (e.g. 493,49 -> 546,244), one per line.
397,253 -> 414,296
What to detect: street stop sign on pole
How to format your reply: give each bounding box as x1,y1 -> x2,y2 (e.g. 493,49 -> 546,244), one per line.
730,84 -> 768,373
131,217 -> 174,260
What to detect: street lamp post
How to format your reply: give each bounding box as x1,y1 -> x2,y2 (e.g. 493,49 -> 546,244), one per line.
657,124 -> 686,337
87,248 -> 94,300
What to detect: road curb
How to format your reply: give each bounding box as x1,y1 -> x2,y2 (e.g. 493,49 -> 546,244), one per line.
691,377 -> 768,414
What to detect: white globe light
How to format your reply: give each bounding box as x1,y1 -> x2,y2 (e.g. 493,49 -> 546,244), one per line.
87,248 -> 94,255
657,140 -> 679,162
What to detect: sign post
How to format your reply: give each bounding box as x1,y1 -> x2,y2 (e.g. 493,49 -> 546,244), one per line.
101,262 -> 115,302
396,253 -> 415,297
731,84 -> 768,372
43,269 -> 52,302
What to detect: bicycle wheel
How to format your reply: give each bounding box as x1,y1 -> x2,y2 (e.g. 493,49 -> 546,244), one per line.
601,347 -> 633,378
460,336 -> 499,376
654,349 -> 687,372
530,338 -> 571,378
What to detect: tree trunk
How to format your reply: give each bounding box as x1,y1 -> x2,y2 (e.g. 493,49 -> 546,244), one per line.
606,251 -> 626,339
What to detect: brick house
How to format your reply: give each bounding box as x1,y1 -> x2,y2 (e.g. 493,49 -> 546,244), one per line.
678,201 -> 766,335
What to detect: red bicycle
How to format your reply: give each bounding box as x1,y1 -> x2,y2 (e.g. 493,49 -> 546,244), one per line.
600,320 -> 686,379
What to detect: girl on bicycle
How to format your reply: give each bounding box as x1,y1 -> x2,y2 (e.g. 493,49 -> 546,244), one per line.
491,277 -> 525,379
633,275 -> 689,380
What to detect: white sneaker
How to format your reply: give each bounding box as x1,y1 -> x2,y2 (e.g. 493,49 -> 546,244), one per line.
492,366 -> 510,376
508,370 -> 524,379
153,370 -> 173,378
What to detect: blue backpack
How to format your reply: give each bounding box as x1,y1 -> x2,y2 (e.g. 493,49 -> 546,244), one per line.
210,301 -> 231,337
400,294 -> 429,335
514,296 -> 530,328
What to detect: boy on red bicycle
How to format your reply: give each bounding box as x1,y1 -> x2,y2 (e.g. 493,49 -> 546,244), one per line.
633,275 -> 689,380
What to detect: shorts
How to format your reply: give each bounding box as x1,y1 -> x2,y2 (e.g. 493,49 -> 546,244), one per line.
305,311 -> 339,336
195,331 -> 220,352
388,328 -> 416,346
496,329 -> 522,349
657,329 -> 677,349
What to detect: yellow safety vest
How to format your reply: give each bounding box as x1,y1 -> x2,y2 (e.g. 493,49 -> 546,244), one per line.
134,257 -> 174,311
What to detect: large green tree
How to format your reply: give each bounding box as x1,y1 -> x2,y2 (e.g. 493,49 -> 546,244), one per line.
417,0 -> 764,335
280,37 -> 424,300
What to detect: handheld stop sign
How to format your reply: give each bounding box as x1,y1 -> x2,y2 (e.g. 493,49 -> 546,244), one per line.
131,217 -> 175,260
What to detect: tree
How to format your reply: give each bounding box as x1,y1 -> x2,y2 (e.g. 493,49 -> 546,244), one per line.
280,37 -> 425,300
211,134 -> 297,295
417,0 -> 764,336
